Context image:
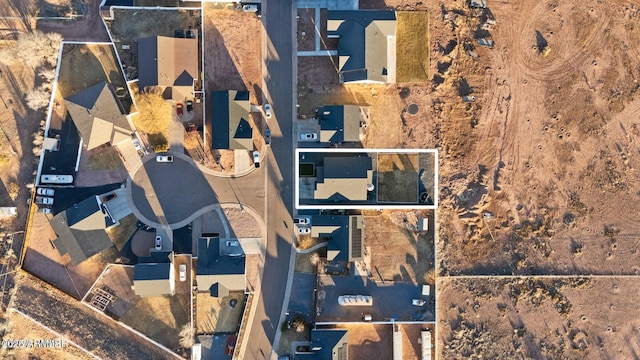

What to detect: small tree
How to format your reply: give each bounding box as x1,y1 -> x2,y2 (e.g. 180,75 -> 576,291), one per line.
310,252 -> 320,267
178,324 -> 194,348
292,317 -> 305,333
25,87 -> 51,110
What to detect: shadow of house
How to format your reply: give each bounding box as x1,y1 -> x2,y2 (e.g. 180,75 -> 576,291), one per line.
311,215 -> 364,267
296,329 -> 349,360
137,36 -> 198,102
209,90 -> 253,150
50,196 -> 117,265
327,10 -> 396,83
132,262 -> 175,297
195,237 -> 245,298
317,105 -> 362,144
314,155 -> 373,202
65,81 -> 134,151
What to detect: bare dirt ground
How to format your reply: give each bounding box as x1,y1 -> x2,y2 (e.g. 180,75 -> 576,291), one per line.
363,209 -> 434,284
400,324 -> 434,360
196,291 -> 245,334
332,324 -> 393,360
202,5 -> 261,100
377,153 -> 419,202
222,207 -> 261,238
438,276 -> 640,359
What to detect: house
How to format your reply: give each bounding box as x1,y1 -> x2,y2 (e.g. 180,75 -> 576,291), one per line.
317,105 -> 362,143
311,215 -> 364,263
195,237 -> 245,297
65,82 -> 134,151
210,90 -> 253,150
296,329 -> 349,360
137,36 -> 198,101
133,263 -> 175,297
314,155 -> 373,202
50,196 -> 117,265
327,10 -> 396,83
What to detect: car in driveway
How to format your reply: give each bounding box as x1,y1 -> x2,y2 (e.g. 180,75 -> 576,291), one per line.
186,100 -> 193,113
265,129 -> 271,145
226,240 -> 240,247
293,217 -> 311,225
155,236 -> 162,251
264,103 -> 271,119
132,138 -> 144,154
297,227 -> 311,235
176,103 -> 183,116
156,155 -> 174,163
179,264 -> 187,282
253,150 -> 260,168
35,196 -> 54,205
300,133 -> 318,140
37,188 -> 55,196
243,4 -> 258,12
101,193 -> 117,202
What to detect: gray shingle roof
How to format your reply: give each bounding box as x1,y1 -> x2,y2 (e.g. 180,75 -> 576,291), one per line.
210,90 -> 253,150
196,237 -> 245,295
133,263 -> 173,297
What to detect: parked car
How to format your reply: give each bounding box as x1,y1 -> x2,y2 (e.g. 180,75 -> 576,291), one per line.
40,174 -> 73,184
35,196 -> 54,205
265,129 -> 271,145
293,217 -> 310,225
102,193 -> 117,202
132,139 -> 144,153
243,4 -> 258,12
300,133 -> 318,140
412,299 -> 426,306
297,227 -> 311,235
226,240 -> 240,247
155,236 -> 162,251
264,103 -> 271,119
179,264 -> 187,282
186,100 -> 193,113
156,155 -> 174,163
37,188 -> 55,196
37,207 -> 51,214
253,150 -> 260,168
176,103 -> 183,116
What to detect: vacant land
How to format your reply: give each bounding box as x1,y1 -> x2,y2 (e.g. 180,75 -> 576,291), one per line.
196,291 -> 245,334
377,153 -> 419,202
223,206 -> 261,238
396,11 -> 429,82
203,4 -> 261,100
107,7 -> 201,42
13,272 -> 177,359
364,209 -> 434,284
438,277 -> 640,359
331,324 -> 393,360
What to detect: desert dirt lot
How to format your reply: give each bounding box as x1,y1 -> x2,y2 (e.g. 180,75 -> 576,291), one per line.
363,209 -> 434,284
332,324 -> 393,360
196,291 -> 245,334
438,276 -> 640,360
377,153 -> 419,203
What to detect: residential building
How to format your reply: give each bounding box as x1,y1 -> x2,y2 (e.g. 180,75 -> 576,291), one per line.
317,105 -> 362,143
195,237 -> 245,297
296,329 -> 349,360
327,10 -> 396,83
314,155 -> 373,202
210,90 -> 253,150
311,215 -> 364,263
137,36 -> 198,101
133,263 -> 175,297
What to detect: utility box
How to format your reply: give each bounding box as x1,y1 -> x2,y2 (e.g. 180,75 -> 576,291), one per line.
418,218 -> 429,231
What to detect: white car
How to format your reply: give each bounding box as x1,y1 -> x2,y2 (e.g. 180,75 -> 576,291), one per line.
300,133 -> 318,140
156,155 -> 173,163
226,240 -> 240,247
243,4 -> 258,12
293,217 -> 310,225
264,103 -> 271,119
179,264 -> 187,282
132,139 -> 144,153
37,188 -> 55,196
155,236 -> 162,250
35,196 -> 54,205
297,227 -> 311,235
41,174 -> 73,184
253,150 -> 260,168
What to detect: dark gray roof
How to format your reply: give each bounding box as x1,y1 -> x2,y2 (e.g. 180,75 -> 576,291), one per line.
318,105 -> 361,143
328,10 -> 396,82
133,263 -> 173,297
297,329 -> 349,360
50,197 -> 114,265
312,215 -> 363,263
196,237 -> 245,275
323,156 -> 372,179
65,82 -> 132,150
210,90 -> 253,150
137,36 -> 198,90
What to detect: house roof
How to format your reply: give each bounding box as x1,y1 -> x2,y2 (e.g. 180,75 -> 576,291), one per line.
65,82 -> 133,150
328,10 -> 396,83
210,90 -> 253,150
196,237 -> 245,294
318,105 -> 361,143
137,36 -> 198,90
297,329 -> 349,360
311,215 -> 364,262
315,156 -> 373,201
133,263 -> 173,297
50,196 -> 115,265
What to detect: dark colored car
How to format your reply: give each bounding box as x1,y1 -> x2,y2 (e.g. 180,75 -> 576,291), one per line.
265,129 -> 271,145
176,103 -> 183,116
102,193 -> 117,202
186,100 -> 193,113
